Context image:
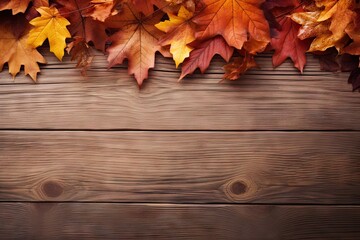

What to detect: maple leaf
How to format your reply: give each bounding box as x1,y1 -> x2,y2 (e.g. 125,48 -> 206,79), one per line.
156,6 -> 196,67
131,0 -> 173,15
25,0 -> 49,21
0,0 -> 31,14
266,0 -> 310,72
291,0 -> 355,52
83,0 -> 122,22
193,0 -> 270,51
27,6 -> 71,60
66,37 -> 94,76
343,10 -> 360,55
57,0 -> 108,52
0,13 -> 46,80
106,2 -> 168,86
180,36 -> 234,80
223,52 -> 258,80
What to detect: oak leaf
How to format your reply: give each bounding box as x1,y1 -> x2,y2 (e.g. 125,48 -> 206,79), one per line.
27,6 -> 71,60
156,6 -> 195,67
106,2 -> 168,86
0,14 -> 46,80
193,0 -> 270,51
180,36 -> 234,80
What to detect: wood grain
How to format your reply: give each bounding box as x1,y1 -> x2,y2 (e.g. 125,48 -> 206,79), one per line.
0,203 -> 359,239
0,78 -> 359,131
1,52 -> 359,131
1,131 -> 359,203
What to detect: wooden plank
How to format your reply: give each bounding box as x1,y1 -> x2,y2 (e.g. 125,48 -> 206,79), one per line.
1,131 -> 359,203
0,51 -> 353,84
0,203 -> 359,239
1,51 -> 359,130
0,76 -> 359,130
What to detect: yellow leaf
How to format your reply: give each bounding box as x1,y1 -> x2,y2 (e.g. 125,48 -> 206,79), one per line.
155,6 -> 195,68
28,6 -> 71,60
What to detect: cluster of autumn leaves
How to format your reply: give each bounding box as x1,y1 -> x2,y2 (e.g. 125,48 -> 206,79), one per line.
0,0 -> 359,90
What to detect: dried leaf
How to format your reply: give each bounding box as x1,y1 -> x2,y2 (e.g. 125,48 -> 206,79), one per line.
0,13 -> 46,80
223,53 -> 258,80
106,2 -> 168,86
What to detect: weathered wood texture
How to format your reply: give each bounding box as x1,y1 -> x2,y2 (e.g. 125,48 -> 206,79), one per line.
0,203 -> 359,240
0,53 -> 359,130
1,131 -> 360,203
1,51 -> 359,239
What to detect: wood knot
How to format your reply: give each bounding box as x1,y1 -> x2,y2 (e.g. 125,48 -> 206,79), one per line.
42,181 -> 63,198
223,178 -> 257,201
230,181 -> 247,195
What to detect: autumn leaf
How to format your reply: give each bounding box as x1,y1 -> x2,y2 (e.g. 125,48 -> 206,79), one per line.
156,6 -> 195,67
132,0 -> 171,15
66,37 -> 94,76
27,6 -> 70,60
193,0 -> 270,51
223,52 -> 258,80
83,0 -> 122,22
180,36 -> 233,80
266,0 -> 310,72
343,10 -> 360,55
291,0 -> 355,52
0,13 -> 46,80
106,2 -> 168,86
0,0 -> 31,14
57,0 -> 108,51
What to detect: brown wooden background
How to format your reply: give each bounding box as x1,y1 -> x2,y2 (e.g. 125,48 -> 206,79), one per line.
0,51 -> 360,239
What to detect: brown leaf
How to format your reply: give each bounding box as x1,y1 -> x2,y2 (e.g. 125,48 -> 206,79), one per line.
66,37 -> 94,76
106,2 -> 168,86
57,0 -> 108,51
223,53 -> 258,80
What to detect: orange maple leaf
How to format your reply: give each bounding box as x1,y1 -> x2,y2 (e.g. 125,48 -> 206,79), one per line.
106,2 -> 168,86
291,0 -> 355,52
0,14 -> 46,80
0,0 -> 31,14
193,0 -> 270,51
344,10 -> 360,55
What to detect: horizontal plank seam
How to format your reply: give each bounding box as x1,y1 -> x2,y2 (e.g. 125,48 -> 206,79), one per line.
0,129 -> 359,132
1,201 -> 360,206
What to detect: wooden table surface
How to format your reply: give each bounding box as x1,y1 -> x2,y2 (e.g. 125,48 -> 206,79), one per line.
0,51 -> 360,239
